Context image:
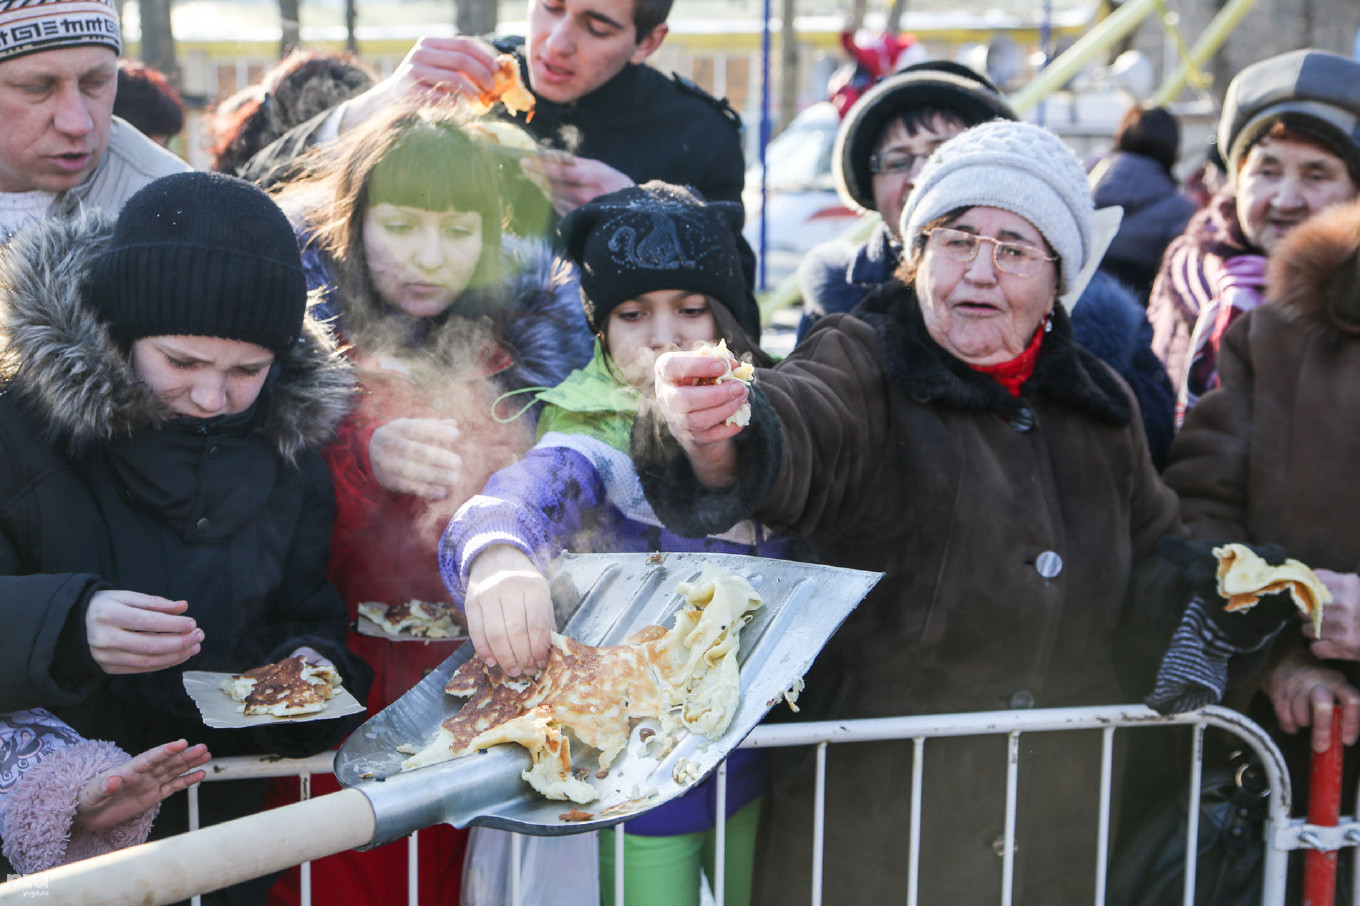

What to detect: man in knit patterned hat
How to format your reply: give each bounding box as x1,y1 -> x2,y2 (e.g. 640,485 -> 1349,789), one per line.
0,0 -> 187,241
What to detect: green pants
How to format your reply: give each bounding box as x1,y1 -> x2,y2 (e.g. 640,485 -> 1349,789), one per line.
598,797 -> 762,906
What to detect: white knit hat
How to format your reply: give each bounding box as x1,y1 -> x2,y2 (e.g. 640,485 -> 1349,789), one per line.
900,120 -> 1094,287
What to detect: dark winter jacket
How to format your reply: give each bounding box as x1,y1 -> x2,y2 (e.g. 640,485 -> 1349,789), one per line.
1167,198 -> 1360,564
1163,196 -> 1360,830
635,281 -> 1185,904
1090,150 -> 1196,302
0,212 -> 370,766
795,221 -> 898,342
489,39 -> 745,215
798,226 -> 1176,464
1076,270 -> 1176,467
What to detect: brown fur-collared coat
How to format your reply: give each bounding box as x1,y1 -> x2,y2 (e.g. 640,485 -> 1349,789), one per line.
637,280 -> 1186,904
1164,197 -> 1360,844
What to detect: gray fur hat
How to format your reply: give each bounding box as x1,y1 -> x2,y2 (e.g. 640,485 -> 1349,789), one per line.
835,61 -> 1017,213
900,120 -> 1093,285
1219,49 -> 1360,180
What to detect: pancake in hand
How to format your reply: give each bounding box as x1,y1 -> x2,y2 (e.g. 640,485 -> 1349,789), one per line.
399,570 -> 763,803
1214,542 -> 1331,636
221,656 -> 342,717
692,341 -> 755,427
470,55 -> 536,120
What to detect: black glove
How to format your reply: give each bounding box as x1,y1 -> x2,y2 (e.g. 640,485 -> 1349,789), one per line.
1158,536 -> 1296,651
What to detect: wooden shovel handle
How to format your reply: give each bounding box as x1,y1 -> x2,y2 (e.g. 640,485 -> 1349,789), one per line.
0,788 -> 375,906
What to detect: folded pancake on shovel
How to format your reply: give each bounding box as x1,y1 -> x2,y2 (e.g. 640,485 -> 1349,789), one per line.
399,570 -> 762,803
1214,542 -> 1331,636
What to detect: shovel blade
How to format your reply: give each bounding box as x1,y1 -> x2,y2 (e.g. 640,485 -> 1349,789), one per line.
337,552 -> 880,840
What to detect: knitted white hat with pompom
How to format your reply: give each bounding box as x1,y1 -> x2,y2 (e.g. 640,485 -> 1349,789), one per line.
900,120 -> 1094,287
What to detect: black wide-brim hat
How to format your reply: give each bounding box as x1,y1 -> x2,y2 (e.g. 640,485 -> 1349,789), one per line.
835,61 -> 1017,213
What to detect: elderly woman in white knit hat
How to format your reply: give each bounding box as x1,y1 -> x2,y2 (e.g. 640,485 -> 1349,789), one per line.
627,119 -> 1254,903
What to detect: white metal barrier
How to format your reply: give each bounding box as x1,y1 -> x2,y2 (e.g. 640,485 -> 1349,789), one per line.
187,704 -> 1360,906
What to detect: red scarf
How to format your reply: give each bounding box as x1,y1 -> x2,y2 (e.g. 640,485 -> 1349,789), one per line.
968,322 -> 1045,397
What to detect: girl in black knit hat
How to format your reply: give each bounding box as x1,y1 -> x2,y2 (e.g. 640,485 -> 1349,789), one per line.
439,180 -> 782,906
0,171 -> 371,904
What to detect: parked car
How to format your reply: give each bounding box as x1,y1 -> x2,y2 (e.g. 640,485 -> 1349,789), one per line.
743,101 -> 863,289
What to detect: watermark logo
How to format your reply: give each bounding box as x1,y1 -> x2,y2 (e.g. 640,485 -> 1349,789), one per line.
5,874 -> 48,897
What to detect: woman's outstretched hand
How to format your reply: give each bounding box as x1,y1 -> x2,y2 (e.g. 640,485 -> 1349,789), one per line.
652,351 -> 748,490
74,739 -> 211,833
465,546 -> 555,678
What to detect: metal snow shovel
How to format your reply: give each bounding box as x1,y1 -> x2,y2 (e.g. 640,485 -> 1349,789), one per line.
0,552 -> 880,906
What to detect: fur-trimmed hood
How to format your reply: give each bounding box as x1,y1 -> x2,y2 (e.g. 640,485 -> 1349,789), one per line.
0,212 -> 352,463
1267,197 -> 1360,336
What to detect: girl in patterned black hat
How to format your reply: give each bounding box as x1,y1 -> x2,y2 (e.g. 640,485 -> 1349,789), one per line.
440,181 -> 782,906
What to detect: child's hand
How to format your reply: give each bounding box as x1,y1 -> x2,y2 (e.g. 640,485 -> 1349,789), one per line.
74,740 -> 211,833
465,546 -> 555,677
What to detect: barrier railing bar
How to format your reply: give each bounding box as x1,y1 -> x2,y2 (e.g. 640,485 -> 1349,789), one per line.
1001,731 -> 1019,906
908,736 -> 924,906
188,782 -> 201,906
299,773 -> 312,906
408,829 -> 419,906
811,741 -> 827,906
185,706 -> 1295,906
714,759 -> 728,906
1095,725 -> 1114,906
1183,723 -> 1206,906
615,822 -> 625,905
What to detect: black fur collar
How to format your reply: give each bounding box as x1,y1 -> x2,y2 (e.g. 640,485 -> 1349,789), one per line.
854,280 -> 1132,427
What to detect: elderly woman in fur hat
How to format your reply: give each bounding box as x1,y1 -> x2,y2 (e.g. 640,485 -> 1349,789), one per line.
630,120 -> 1279,904
1164,196 -> 1360,825
0,171 -> 370,904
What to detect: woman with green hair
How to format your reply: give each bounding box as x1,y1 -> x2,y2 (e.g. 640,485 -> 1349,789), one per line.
268,102 -> 592,906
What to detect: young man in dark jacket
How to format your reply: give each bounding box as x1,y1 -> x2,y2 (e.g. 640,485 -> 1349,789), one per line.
242,0 -> 746,264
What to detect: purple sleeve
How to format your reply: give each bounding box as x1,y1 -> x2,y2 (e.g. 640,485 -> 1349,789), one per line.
1,738 -> 156,873
439,445 -> 606,607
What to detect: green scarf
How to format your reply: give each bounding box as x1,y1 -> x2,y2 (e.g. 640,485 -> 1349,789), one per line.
534,341 -> 640,453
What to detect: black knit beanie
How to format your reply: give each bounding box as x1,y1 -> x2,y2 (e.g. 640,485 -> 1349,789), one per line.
89,172 -> 307,356
559,182 -> 759,340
